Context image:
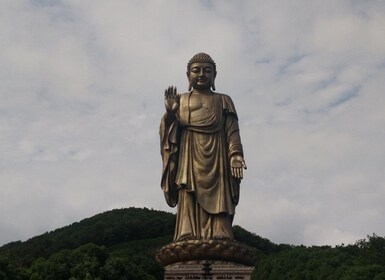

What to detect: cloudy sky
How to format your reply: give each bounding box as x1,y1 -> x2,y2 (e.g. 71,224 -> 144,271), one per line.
1,0 -> 385,247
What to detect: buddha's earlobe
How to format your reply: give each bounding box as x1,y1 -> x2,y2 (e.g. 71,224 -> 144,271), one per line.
187,71 -> 192,91
212,71 -> 217,91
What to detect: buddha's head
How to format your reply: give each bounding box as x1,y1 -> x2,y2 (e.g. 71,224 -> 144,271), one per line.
187,52 -> 217,91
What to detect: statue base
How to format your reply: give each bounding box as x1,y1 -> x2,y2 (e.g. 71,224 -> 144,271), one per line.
156,239 -> 256,266
164,260 -> 254,280
156,239 -> 256,279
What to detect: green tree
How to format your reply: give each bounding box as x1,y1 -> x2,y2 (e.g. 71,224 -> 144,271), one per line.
100,257 -> 155,280
0,257 -> 26,280
29,244 -> 107,280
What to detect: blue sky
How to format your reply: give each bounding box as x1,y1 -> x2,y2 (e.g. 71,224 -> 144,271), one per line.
1,0 -> 385,246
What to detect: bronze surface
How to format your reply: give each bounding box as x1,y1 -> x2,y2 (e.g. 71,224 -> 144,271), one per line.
159,53 -> 251,265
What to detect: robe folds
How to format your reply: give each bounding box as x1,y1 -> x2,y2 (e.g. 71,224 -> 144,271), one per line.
160,92 -> 244,241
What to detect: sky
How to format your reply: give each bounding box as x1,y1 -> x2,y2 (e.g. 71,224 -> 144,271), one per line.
1,0 -> 385,247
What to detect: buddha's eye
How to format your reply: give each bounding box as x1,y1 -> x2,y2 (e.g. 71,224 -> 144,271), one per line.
191,67 -> 200,73
204,67 -> 212,73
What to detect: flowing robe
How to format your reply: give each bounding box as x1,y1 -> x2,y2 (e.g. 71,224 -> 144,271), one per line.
160,92 -> 243,241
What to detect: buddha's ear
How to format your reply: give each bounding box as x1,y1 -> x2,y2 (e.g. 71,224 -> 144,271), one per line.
187,71 -> 192,91
211,71 -> 217,91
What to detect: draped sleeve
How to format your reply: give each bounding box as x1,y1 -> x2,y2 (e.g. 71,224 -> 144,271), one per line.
221,94 -> 243,159
160,113 -> 180,207
221,93 -> 238,120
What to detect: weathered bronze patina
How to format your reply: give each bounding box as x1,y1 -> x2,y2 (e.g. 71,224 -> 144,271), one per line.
159,53 -> 251,265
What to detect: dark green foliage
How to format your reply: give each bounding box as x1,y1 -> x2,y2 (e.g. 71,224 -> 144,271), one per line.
0,208 -> 173,279
0,207 -> 175,267
0,257 -> 18,280
356,234 -> 385,266
28,243 -> 108,280
27,243 -> 155,280
108,236 -> 171,279
1,208 -> 384,279
252,234 -> 385,280
233,225 -> 280,254
100,257 -> 155,280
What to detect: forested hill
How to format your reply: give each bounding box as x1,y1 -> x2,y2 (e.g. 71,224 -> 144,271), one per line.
0,207 -> 385,280
0,208 -> 176,267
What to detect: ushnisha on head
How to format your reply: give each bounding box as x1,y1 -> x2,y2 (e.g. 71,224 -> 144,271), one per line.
187,52 -> 216,73
187,52 -> 217,91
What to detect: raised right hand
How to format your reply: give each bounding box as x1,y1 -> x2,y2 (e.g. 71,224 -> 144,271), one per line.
164,86 -> 179,113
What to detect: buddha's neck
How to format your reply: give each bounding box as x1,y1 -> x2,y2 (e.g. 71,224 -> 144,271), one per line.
192,89 -> 213,95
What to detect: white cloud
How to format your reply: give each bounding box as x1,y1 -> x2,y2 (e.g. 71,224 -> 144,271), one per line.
1,0 -> 385,246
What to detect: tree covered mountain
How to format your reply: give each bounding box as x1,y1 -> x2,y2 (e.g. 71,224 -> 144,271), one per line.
0,207 -> 384,279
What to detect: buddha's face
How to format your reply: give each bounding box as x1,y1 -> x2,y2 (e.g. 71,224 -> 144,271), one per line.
187,62 -> 216,90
